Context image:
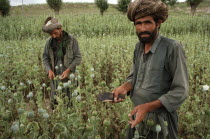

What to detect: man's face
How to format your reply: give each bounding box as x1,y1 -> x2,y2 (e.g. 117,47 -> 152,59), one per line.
49,28 -> 62,40
134,16 -> 160,44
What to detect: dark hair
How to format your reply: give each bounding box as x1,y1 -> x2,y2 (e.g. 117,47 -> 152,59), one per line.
44,17 -> 52,25
150,15 -> 161,29
151,15 -> 159,24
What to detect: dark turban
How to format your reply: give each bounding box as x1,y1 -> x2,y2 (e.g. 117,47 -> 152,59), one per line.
42,17 -> 62,33
127,0 -> 168,22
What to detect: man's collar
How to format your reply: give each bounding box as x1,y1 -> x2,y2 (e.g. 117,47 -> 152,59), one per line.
62,30 -> 69,41
150,34 -> 161,53
139,34 -> 162,53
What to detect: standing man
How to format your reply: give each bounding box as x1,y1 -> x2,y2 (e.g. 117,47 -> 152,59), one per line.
112,0 -> 189,138
42,17 -> 82,108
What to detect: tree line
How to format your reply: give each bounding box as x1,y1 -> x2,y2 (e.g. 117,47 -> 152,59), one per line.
0,0 -> 206,17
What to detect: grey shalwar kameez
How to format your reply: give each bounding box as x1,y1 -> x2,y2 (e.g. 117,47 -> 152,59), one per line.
126,34 -> 189,139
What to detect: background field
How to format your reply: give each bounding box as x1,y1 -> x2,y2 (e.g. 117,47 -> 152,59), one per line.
0,2 -> 210,139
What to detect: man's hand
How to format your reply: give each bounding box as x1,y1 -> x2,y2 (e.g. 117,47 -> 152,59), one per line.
128,100 -> 163,128
60,68 -> 70,80
48,70 -> 55,80
112,86 -> 127,103
128,104 -> 150,128
112,82 -> 132,103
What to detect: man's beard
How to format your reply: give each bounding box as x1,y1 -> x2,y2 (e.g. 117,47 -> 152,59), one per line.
136,27 -> 158,44
54,31 -> 63,40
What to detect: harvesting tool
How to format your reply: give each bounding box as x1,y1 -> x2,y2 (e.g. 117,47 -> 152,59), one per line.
97,92 -> 125,102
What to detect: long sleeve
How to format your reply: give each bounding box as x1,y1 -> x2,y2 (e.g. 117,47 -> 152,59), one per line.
127,64 -> 134,84
68,37 -> 82,71
42,39 -> 52,74
158,42 -> 189,112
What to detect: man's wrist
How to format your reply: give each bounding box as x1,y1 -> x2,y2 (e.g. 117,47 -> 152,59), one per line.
66,68 -> 70,72
48,69 -> 52,73
122,82 -> 132,92
146,100 -> 163,112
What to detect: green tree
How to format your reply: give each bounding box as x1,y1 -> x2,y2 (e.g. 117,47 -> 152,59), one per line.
168,0 -> 177,7
161,0 -> 177,7
117,0 -> 131,14
0,0 -> 10,16
46,0 -> 62,15
161,0 -> 167,3
95,0 -> 109,16
186,0 -> 204,15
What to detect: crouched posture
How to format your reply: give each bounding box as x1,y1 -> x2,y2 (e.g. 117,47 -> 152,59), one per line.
42,17 -> 82,107
112,0 -> 189,138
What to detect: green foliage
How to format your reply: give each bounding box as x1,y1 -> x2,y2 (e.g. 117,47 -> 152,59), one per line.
95,0 -> 109,16
161,0 -> 167,3
0,0 -> 10,16
0,14 -> 209,40
117,0 -> 131,14
186,0 -> 204,15
168,0 -> 177,7
161,0 -> 178,7
47,0 -> 63,15
186,0 -> 204,5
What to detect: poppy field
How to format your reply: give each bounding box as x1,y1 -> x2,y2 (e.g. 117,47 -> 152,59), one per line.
0,6 -> 210,138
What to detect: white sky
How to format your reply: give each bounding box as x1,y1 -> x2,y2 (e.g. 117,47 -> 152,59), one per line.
10,0 -> 186,6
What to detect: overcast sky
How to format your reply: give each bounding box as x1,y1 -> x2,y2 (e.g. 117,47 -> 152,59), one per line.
10,0 -> 186,6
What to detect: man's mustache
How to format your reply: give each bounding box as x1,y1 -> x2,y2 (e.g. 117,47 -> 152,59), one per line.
138,31 -> 151,35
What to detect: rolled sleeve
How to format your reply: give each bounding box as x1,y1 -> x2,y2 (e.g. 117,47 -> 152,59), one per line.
158,42 -> 189,112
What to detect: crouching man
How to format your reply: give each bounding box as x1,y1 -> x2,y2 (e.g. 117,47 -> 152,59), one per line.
42,17 -> 82,108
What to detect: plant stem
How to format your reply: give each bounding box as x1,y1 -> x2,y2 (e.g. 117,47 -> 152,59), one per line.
44,87 -> 46,102
105,127 -> 106,139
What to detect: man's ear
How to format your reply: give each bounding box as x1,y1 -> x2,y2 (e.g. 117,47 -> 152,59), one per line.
157,20 -> 163,28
